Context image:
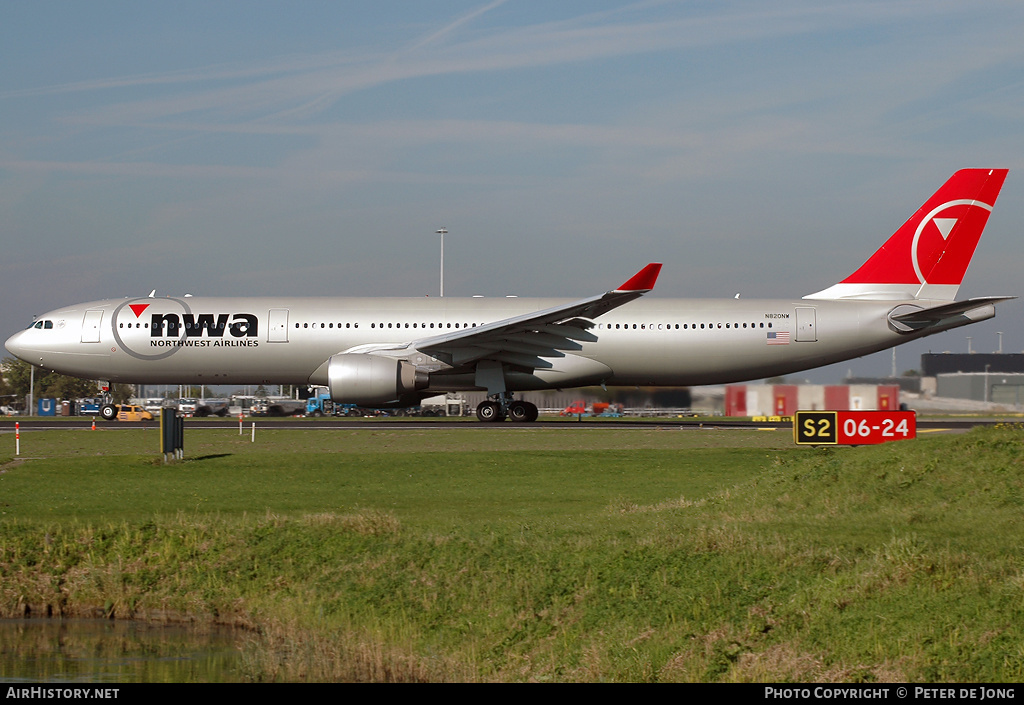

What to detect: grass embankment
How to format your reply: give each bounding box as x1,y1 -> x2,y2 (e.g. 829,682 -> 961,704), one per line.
1,426 -> 1023,682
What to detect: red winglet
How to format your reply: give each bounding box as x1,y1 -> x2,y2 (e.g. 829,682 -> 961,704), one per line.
616,263 -> 662,292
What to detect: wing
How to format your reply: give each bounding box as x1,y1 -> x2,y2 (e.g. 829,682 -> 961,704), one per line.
411,263 -> 662,370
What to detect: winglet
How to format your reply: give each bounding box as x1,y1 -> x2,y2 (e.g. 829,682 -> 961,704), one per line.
616,263 -> 662,292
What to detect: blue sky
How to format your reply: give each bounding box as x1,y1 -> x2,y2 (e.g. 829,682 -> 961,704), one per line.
3,1 -> 1023,382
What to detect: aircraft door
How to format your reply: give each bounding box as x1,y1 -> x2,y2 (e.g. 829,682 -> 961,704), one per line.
82,310 -> 103,343
268,309 -> 290,343
795,307 -> 817,342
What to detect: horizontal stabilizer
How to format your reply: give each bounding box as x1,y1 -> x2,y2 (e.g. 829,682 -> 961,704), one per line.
890,296 -> 1016,323
888,296 -> 1014,333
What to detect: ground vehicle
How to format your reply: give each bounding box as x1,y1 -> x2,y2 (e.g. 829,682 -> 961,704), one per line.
116,404 -> 154,422
306,388 -> 359,416
79,398 -> 102,415
560,400 -> 588,416
143,397 -> 167,414
305,389 -> 334,417
418,393 -> 470,416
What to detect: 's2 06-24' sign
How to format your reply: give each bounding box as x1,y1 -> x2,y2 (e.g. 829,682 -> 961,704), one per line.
794,410 -> 916,446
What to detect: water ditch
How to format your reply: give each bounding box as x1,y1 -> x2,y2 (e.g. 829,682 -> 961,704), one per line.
0,618 -> 246,683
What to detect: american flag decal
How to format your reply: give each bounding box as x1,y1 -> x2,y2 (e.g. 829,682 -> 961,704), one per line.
766,331 -> 791,345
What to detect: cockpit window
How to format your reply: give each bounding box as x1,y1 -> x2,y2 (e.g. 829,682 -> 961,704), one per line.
44,320 -> 53,329
33,321 -> 43,329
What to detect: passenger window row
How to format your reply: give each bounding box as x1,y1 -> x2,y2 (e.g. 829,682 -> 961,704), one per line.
600,322 -> 774,330
289,321 -> 774,332
295,322 -> 479,330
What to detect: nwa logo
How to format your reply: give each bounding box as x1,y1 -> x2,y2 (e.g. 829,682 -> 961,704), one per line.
112,298 -> 260,361
150,312 -> 258,338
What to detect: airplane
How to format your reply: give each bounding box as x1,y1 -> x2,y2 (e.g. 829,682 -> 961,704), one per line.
4,169 -> 1012,423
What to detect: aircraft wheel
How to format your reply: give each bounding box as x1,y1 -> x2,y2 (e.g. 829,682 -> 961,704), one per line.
508,401 -> 538,423
99,404 -> 117,421
476,401 -> 504,422
525,402 -> 538,422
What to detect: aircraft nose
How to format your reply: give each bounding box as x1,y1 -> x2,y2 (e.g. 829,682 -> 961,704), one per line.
4,329 -> 30,362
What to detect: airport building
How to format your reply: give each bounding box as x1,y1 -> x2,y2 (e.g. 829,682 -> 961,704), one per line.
931,373 -> 1024,406
921,353 -> 1024,376
725,384 -> 900,417
920,353 -> 1024,406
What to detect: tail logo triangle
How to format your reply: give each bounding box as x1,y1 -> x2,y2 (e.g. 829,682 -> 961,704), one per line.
933,217 -> 957,240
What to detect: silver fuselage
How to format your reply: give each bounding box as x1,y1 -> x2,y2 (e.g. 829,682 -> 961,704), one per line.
4,294 -> 981,392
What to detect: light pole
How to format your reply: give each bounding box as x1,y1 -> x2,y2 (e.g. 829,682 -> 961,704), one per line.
436,228 -> 447,297
997,331 -> 1004,354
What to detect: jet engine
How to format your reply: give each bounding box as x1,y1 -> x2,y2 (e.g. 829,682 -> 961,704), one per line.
326,353 -> 428,406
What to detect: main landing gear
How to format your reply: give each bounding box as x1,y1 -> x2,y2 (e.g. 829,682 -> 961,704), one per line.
476,393 -> 539,423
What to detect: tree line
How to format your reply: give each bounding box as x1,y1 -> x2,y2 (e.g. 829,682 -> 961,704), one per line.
1,357 -> 133,406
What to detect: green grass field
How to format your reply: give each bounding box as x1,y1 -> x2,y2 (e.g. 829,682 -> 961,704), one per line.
2,424 -> 1023,682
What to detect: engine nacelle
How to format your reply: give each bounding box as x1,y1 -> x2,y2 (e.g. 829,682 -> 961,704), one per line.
327,353 -> 427,406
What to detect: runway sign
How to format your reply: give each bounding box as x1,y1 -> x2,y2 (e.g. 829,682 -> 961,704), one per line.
794,410 -> 916,446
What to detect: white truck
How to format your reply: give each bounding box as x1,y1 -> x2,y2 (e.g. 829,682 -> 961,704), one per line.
418,393 -> 470,417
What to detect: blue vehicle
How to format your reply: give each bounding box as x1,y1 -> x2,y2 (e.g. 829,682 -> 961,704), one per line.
305,389 -> 334,417
306,388 -> 360,417
78,398 -> 101,415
